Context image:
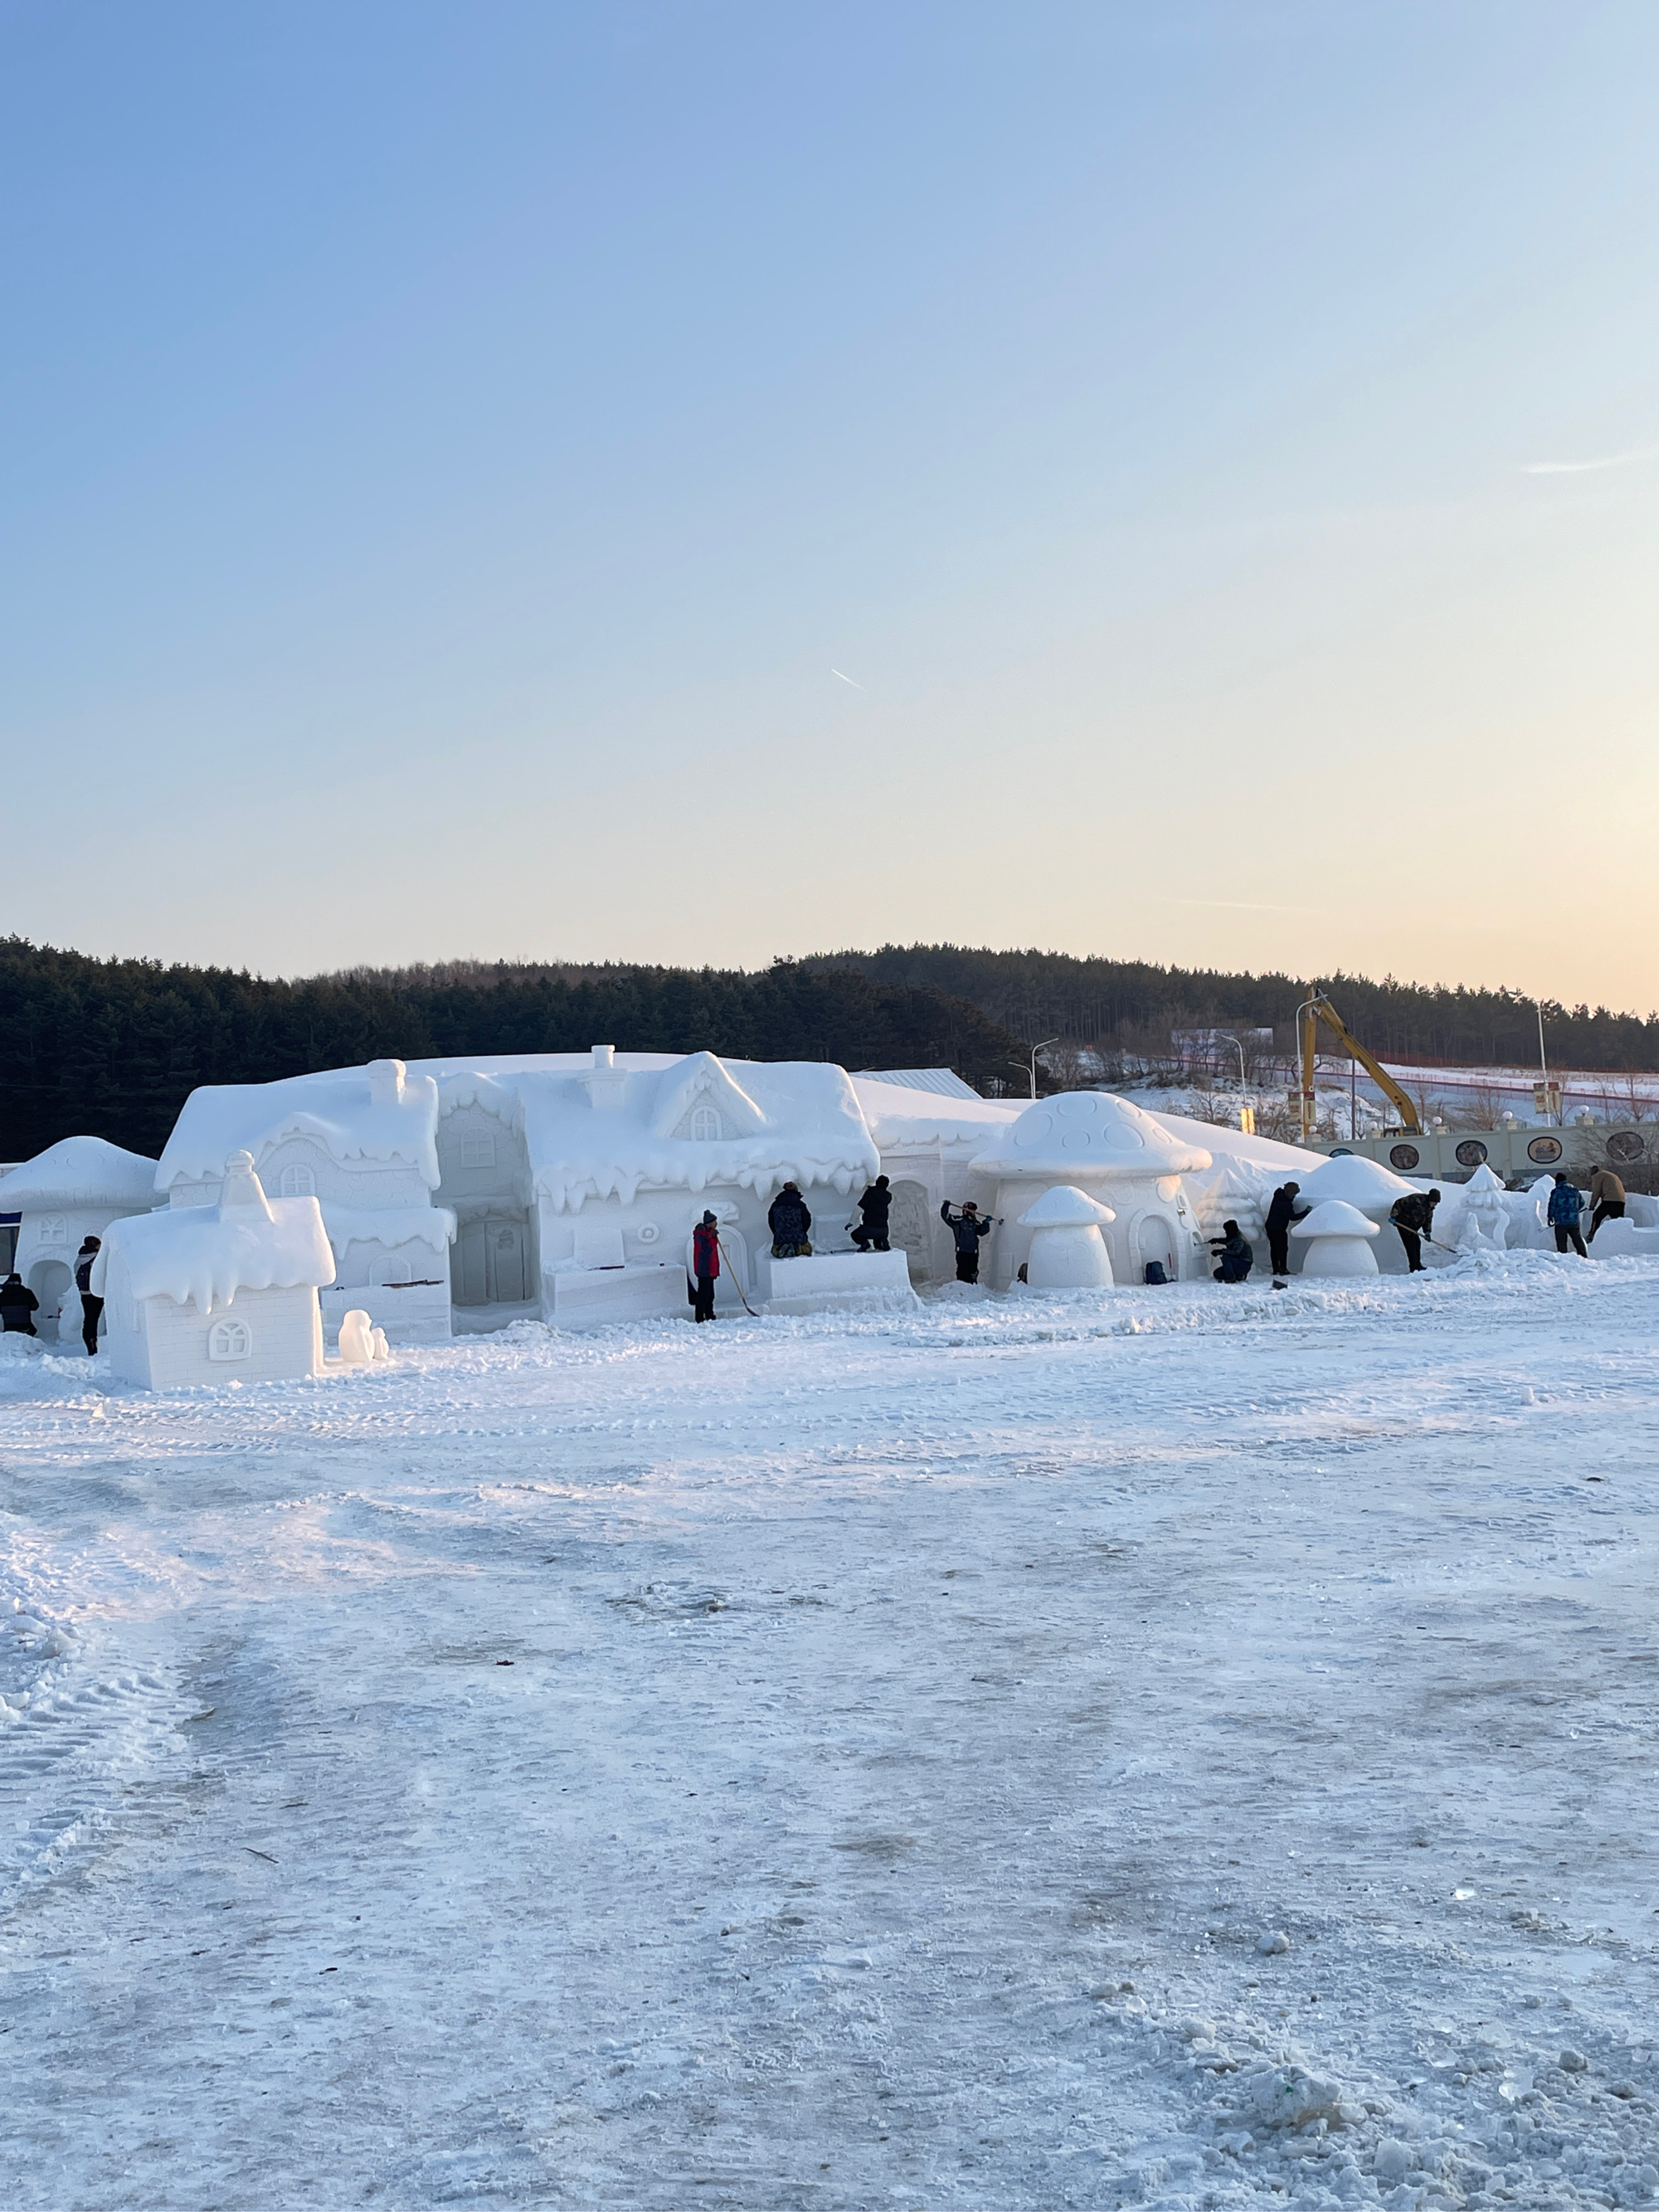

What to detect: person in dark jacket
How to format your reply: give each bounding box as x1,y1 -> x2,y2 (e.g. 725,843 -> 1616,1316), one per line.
0,1274 -> 39,1334
767,1182 -> 813,1258
1209,1221 -> 1253,1283
690,1212 -> 720,1322
851,1175 -> 892,1252
1547,1173 -> 1587,1257
940,1200 -> 995,1283
74,1236 -> 103,1355
1263,1182 -> 1309,1277
1588,1164 -> 1627,1242
1389,1188 -> 1441,1272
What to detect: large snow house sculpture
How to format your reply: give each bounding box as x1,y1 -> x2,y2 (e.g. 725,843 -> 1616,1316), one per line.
969,1091 -> 1212,1288
1016,1184 -> 1116,1289
0,1136 -> 160,1346
158,1058 -> 453,1344
92,1154 -> 335,1388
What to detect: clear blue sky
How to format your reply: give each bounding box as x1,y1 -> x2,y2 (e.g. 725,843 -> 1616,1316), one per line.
6,3 -> 1658,1004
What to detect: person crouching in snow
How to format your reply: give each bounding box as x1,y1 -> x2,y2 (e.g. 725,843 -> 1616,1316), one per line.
767,1181 -> 813,1257
690,1211 -> 720,1322
940,1199 -> 995,1283
851,1174 -> 892,1252
1548,1172 -> 1588,1257
1209,1221 -> 1253,1283
74,1235 -> 103,1354
0,1272 -> 39,1335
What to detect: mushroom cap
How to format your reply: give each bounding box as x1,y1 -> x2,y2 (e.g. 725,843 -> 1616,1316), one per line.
1297,1153 -> 1417,1208
972,1091 -> 1210,1178
0,1134 -> 160,1212
1291,1198 -> 1382,1239
1017,1183 -> 1117,1228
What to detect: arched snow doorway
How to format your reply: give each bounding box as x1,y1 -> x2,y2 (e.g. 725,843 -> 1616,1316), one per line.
684,1222 -> 752,1310
887,1180 -> 935,1282
1130,1209 -> 1179,1286
28,1258 -> 72,1344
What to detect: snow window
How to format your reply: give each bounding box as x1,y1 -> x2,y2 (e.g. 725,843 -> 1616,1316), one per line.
460,1134 -> 496,1170
280,1164 -> 317,1198
36,1216 -> 66,1244
688,1106 -> 722,1142
207,1318 -> 252,1361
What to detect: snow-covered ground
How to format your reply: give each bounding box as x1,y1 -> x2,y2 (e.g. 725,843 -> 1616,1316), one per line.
5,1261 -> 1659,2210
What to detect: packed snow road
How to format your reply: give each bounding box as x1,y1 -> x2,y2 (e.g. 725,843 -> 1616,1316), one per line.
3,1257 -> 1659,2210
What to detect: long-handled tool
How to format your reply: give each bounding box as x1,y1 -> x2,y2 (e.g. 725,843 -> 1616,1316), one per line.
716,1234 -> 758,1317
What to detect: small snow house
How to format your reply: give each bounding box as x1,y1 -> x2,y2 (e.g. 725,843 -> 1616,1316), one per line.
0,1135 -> 161,1345
92,1154 -> 334,1389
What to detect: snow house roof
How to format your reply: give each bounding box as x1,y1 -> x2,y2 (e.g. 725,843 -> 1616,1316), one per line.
971,1091 -> 1212,1179
1296,1153 -> 1418,1209
849,1073 -> 1020,1151
159,1060 -> 441,1190
0,1135 -> 160,1212
421,1048 -> 880,1213
92,1155 -> 335,1314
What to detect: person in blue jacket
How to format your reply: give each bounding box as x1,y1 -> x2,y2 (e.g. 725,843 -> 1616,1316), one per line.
1209,1221 -> 1254,1283
1547,1172 -> 1588,1257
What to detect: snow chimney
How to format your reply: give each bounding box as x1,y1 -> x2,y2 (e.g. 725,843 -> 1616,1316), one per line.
368,1058 -> 406,1108
219,1150 -> 274,1218
586,1043 -> 627,1112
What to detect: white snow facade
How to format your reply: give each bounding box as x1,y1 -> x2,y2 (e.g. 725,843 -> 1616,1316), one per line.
0,1136 -> 161,1345
91,1154 -> 334,1388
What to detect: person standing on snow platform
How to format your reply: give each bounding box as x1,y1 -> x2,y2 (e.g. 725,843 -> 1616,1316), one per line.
851,1175 -> 892,1252
767,1181 -> 813,1258
1263,1182 -> 1309,1278
1389,1187 -> 1440,1272
940,1199 -> 995,1283
1548,1172 -> 1588,1257
691,1211 -> 721,1323
1588,1164 -> 1627,1242
0,1273 -> 39,1334
1209,1221 -> 1253,1283
74,1235 -> 103,1355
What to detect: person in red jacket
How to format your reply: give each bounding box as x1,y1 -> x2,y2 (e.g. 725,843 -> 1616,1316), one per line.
691,1211 -> 720,1323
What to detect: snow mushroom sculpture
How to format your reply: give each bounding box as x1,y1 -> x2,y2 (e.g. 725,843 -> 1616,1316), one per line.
970,1091 -> 1211,1287
1290,1198 -> 1383,1278
1016,1184 -> 1117,1289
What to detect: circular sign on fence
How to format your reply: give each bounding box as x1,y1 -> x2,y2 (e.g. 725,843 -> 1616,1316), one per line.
1607,1129 -> 1646,1164
1527,1135 -> 1564,1164
1389,1143 -> 1421,1172
1454,1139 -> 1488,1169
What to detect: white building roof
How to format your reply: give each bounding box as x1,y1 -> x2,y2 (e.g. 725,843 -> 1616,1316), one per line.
159,1062 -> 441,1189
971,1091 -> 1213,1179
852,1067 -> 980,1100
0,1135 -> 159,1212
92,1155 -> 334,1313
849,1074 -> 1020,1150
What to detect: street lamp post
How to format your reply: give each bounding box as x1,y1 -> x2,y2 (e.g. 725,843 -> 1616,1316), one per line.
1010,1038 -> 1059,1101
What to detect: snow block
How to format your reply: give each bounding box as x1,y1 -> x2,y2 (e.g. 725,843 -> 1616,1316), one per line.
548,1263 -> 687,1330
321,1281 -> 451,1347
1585,1218 -> 1659,1260
762,1250 -> 917,1316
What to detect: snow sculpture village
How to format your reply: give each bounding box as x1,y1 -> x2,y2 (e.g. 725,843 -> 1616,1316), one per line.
4,1040 -> 1655,1382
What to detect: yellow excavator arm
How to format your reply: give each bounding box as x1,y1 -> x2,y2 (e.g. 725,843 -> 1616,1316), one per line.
1297,989 -> 1421,1139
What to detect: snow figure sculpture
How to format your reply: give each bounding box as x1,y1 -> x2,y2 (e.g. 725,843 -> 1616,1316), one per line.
371,1326 -> 391,1361
338,1308 -> 376,1364
1016,1185 -> 1116,1289
1291,1198 -> 1382,1278
1460,1163 -> 1509,1252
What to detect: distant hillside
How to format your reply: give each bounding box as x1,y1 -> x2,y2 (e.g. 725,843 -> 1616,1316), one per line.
0,941 -> 1021,1161
800,944 -> 1659,1076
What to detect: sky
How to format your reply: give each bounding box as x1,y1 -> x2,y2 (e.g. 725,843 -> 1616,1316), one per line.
4,2 -> 1658,1007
